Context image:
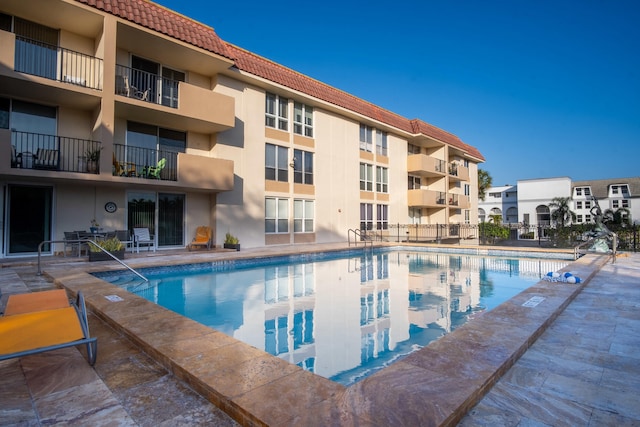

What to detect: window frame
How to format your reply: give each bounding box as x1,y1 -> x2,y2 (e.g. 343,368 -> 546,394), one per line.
293,101 -> 313,137
265,143 -> 289,182
376,204 -> 388,230
359,124 -> 373,152
376,166 -> 388,193
360,163 -> 373,191
293,149 -> 313,185
375,130 -> 388,156
265,197 -> 289,234
294,199 -> 314,233
265,92 -> 289,131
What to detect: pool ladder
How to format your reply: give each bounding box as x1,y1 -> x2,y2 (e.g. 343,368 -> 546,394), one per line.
37,239 -> 148,282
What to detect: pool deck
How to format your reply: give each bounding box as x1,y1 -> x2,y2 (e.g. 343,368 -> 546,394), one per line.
1,243 -> 638,426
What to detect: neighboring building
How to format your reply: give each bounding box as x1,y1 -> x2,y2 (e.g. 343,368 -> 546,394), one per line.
478,176 -> 640,228
0,0 -> 484,258
477,184 -> 517,223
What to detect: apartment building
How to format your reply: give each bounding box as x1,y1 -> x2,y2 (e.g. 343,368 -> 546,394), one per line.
0,0 -> 484,258
478,176 -> 640,227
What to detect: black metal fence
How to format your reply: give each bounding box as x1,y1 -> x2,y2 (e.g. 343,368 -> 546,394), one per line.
115,64 -> 180,108
359,223 -> 640,252
113,144 -> 177,181
15,36 -> 103,90
11,131 -> 101,174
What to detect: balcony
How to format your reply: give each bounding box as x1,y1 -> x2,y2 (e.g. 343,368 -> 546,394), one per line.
408,189 -> 446,208
8,130 -> 101,174
448,194 -> 470,209
114,65 -> 235,134
407,154 -> 446,177
14,36 -> 103,90
112,144 -> 234,191
448,162 -> 469,182
113,144 -> 177,181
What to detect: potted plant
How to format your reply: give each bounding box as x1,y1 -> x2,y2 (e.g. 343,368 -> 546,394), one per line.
223,232 -> 240,251
88,236 -> 125,261
85,147 -> 102,173
90,219 -> 100,234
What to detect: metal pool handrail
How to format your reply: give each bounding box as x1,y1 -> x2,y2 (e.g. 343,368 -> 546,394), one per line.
37,239 -> 148,281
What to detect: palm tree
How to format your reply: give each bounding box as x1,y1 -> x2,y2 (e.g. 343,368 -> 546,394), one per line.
549,197 -> 576,227
488,214 -> 502,224
478,169 -> 492,201
603,207 -> 631,227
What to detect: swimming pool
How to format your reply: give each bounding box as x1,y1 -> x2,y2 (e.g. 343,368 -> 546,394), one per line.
96,248 -> 569,386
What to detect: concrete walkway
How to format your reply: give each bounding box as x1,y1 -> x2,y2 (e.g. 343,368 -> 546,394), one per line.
459,253 -> 640,426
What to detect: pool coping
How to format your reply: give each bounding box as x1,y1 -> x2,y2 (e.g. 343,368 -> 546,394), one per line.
43,245 -> 611,426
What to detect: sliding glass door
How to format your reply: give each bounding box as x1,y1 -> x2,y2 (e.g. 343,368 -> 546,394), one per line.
7,184 -> 53,254
127,191 -> 184,248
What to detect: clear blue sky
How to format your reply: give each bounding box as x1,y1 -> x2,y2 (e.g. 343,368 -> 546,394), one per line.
156,0 -> 640,186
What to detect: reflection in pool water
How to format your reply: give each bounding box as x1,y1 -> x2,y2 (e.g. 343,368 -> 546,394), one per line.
105,250 -> 568,386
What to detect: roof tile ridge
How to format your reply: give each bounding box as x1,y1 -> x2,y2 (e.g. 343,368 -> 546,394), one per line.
227,43 -> 412,123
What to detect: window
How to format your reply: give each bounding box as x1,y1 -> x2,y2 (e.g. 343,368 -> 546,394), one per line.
126,122 -> 185,179
408,175 -> 421,190
576,201 -> 582,209
585,201 -> 592,209
409,207 -> 421,224
266,197 -> 288,233
376,204 -> 388,230
293,102 -> 313,137
294,199 -> 314,232
11,100 -> 57,154
489,192 -> 501,198
464,210 -> 470,224
360,163 -> 373,191
408,143 -> 420,155
576,187 -> 590,196
359,124 -> 373,152
577,215 -> 583,223
266,92 -> 288,131
376,166 -> 388,193
376,130 -> 388,156
0,97 -> 9,129
464,184 -> 470,196
293,149 -> 313,184
622,200 -> 630,208
265,143 -> 288,182
360,203 -> 373,230
612,200 -> 619,209
585,214 -> 591,222
611,184 -> 630,196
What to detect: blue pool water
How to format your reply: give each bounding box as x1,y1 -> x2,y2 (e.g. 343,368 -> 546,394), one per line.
96,248 -> 569,386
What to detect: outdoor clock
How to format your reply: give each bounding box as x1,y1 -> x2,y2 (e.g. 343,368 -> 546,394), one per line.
104,202 -> 117,213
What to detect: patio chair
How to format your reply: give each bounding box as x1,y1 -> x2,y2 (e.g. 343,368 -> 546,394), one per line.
11,145 -> 22,168
143,158 -> 166,179
188,226 -> 212,251
115,230 -> 135,252
63,231 -> 83,257
133,227 -> 155,253
0,290 -> 97,366
33,148 -> 60,170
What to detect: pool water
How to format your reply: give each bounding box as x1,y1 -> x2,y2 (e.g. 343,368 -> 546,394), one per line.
100,249 -> 568,386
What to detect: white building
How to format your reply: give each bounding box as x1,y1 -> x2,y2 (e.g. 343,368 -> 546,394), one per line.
479,176 -> 640,227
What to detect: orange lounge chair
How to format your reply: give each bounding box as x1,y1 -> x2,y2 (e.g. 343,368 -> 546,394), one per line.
188,226 -> 212,251
0,289 -> 97,365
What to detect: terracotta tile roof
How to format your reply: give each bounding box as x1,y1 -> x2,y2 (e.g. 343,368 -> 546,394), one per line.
76,0 -> 484,162
75,0 -> 233,60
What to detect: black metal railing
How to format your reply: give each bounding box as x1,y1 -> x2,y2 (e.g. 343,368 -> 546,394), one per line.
15,36 -> 103,90
115,64 -> 180,108
11,130 -> 101,174
113,143 -> 177,181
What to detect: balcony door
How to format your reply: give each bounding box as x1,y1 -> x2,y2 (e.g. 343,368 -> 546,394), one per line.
127,191 -> 185,248
6,184 -> 53,255
14,18 -> 59,79
131,56 -> 184,106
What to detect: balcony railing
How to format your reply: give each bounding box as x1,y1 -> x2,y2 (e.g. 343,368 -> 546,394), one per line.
115,65 -> 180,108
113,144 -> 177,181
15,36 -> 103,90
11,130 -> 101,174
